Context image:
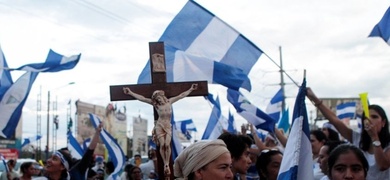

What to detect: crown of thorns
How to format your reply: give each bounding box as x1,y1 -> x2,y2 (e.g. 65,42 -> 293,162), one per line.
152,90 -> 165,99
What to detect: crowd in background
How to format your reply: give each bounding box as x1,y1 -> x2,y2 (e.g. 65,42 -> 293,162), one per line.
1,87 -> 390,180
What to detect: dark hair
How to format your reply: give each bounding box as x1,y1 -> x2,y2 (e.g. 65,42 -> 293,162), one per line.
256,149 -> 283,180
360,104 -> 390,151
328,144 -> 369,178
57,149 -> 74,179
106,161 -> 115,174
218,132 -> 252,159
20,162 -> 34,174
124,164 -> 134,179
323,141 -> 345,155
325,128 -> 340,141
310,129 -> 328,143
128,166 -> 141,180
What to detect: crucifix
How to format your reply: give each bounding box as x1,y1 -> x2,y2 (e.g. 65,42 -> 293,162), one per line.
110,42 -> 208,179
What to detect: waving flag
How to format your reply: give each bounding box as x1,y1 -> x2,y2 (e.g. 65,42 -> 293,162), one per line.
0,71 -> 39,138
67,131 -> 83,159
82,138 -> 91,152
336,102 -> 356,119
266,88 -> 283,123
176,119 -> 197,140
202,95 -> 228,140
369,6 -> 390,45
138,0 -> 263,91
227,89 -> 275,133
278,108 -> 290,133
14,49 -> 81,72
89,113 -> 125,180
227,110 -> 237,134
171,110 -> 183,160
0,45 -> 13,100
21,135 -> 42,148
278,78 -> 313,180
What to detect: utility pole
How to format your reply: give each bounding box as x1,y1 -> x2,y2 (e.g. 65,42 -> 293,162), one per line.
279,46 -> 286,111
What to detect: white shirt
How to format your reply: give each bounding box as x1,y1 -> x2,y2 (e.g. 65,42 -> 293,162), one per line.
352,130 -> 390,180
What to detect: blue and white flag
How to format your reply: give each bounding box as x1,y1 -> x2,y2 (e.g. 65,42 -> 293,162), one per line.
176,119 -> 197,140
82,138 -> 91,152
336,102 -> 356,119
227,89 -> 275,133
227,110 -> 237,134
369,6 -> 390,45
67,131 -> 83,160
278,78 -> 313,180
89,113 -> 125,180
202,95 -> 228,140
176,119 -> 197,132
21,135 -> 42,148
0,45 -> 13,100
0,71 -> 39,138
171,110 -> 183,160
278,108 -> 290,133
138,0 -> 263,91
14,49 -> 81,72
266,88 -> 283,123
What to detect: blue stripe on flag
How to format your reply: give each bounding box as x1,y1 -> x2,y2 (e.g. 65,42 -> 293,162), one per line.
336,102 -> 356,119
0,71 -> 39,138
171,110 -> 182,160
89,113 -> 125,180
369,6 -> 390,45
266,88 -> 283,123
21,135 -> 42,148
277,78 -> 313,180
277,108 -> 290,133
202,96 -> 226,139
137,0 -> 263,91
15,49 -> 81,72
67,131 -> 83,159
0,154 -> 8,172
227,110 -> 237,134
0,45 -> 13,100
227,89 -> 275,133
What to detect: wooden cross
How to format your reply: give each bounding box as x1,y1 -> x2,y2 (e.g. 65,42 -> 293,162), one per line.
110,42 -> 208,179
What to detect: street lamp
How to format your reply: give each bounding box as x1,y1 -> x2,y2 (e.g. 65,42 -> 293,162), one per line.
45,82 -> 75,159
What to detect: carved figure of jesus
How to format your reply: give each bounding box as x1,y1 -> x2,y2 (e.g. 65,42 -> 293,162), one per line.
123,83 -> 198,176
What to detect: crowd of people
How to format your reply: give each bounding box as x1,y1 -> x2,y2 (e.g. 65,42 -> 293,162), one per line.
2,87 -> 390,180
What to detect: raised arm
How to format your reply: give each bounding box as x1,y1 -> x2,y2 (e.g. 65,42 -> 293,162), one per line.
123,87 -> 153,104
169,84 -> 198,104
274,127 -> 287,147
306,87 -> 353,142
250,124 -> 267,152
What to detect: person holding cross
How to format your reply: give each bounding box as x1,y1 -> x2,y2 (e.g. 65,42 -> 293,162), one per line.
123,83 -> 198,176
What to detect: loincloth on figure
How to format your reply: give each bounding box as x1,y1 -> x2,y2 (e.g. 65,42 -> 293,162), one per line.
154,120 -> 172,145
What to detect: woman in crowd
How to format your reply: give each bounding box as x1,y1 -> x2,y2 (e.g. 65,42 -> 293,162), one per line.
255,148 -> 283,180
327,144 -> 369,180
318,141 -> 345,180
307,88 -> 390,180
19,162 -> 35,180
174,139 -> 233,180
311,130 -> 328,180
127,166 -> 142,180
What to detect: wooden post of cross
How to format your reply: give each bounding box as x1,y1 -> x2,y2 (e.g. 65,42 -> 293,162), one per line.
110,42 -> 208,179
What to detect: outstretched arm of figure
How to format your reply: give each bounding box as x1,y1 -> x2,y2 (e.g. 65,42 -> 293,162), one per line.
169,84 -> 198,104
123,87 -> 153,105
306,87 -> 352,142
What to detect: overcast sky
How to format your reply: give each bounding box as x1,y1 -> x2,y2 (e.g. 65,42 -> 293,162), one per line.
0,0 -> 389,150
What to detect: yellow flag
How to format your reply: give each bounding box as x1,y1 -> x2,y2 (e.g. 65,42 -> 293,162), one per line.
359,92 -> 370,119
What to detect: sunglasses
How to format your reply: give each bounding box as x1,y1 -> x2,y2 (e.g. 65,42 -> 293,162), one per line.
260,148 -> 280,155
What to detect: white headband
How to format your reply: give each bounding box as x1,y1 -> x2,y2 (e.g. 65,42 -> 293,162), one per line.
54,151 -> 69,170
